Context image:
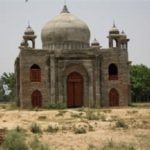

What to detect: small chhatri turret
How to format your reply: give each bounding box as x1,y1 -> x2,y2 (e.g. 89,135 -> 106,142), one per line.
20,24 -> 37,49
91,38 -> 100,48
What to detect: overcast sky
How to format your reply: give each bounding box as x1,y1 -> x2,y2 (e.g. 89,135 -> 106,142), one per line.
0,0 -> 150,75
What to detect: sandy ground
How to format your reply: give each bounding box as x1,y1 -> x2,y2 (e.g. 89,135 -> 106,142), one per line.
0,107 -> 150,150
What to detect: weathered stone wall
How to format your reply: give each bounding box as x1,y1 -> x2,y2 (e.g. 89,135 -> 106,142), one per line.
16,46 -> 130,108
19,49 -> 50,108
53,49 -> 98,107
100,48 -> 130,106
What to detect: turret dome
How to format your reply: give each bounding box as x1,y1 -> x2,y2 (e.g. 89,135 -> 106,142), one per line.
109,23 -> 120,34
41,5 -> 91,50
24,25 -> 35,35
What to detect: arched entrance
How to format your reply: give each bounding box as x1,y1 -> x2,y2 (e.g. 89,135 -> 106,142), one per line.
31,90 -> 42,107
67,72 -> 83,108
109,88 -> 119,106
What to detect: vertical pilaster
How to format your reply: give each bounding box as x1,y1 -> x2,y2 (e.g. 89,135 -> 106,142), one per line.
50,54 -> 56,102
95,55 -> 101,107
88,66 -> 94,107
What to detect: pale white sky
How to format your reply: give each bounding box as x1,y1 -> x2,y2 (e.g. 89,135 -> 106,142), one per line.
0,0 -> 150,75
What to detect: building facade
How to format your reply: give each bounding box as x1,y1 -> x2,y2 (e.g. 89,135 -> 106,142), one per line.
15,5 -> 131,108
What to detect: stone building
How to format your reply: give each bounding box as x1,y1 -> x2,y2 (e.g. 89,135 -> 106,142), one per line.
15,5 -> 131,108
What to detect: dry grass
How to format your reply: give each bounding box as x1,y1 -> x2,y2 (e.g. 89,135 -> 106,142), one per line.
0,104 -> 149,149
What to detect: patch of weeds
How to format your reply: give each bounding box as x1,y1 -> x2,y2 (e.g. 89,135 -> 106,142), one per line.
99,113 -> 106,121
116,118 -> 128,129
30,136 -> 49,150
74,126 -> 87,134
0,104 -> 6,109
110,115 -> 118,122
88,124 -> 95,132
48,101 -> 66,109
127,110 -> 138,115
56,110 -> 67,117
71,112 -> 83,118
38,115 -> 47,120
85,109 -> 99,120
15,125 -> 26,133
102,109 -> 112,113
46,124 -> 59,133
30,122 -> 42,134
88,143 -> 97,150
102,140 -> 135,150
77,107 -> 85,112
8,103 -> 19,110
61,125 -> 69,131
1,129 -> 28,150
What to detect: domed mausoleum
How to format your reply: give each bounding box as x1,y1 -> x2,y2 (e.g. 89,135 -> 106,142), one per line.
15,5 -> 131,108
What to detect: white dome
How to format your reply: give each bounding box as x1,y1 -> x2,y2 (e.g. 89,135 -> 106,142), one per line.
41,5 -> 90,50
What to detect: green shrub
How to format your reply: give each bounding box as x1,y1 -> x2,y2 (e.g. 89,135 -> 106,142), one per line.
102,140 -> 135,150
88,143 -> 97,150
88,124 -> 95,132
38,115 -> 47,120
85,110 -> 99,120
1,130 -> 28,150
30,136 -> 49,150
102,109 -> 112,113
116,119 -> 128,128
48,102 -> 66,109
127,110 -> 138,114
99,114 -> 106,121
71,113 -> 82,118
55,110 -> 67,117
74,126 -> 86,134
30,122 -> 42,134
46,125 -> 59,133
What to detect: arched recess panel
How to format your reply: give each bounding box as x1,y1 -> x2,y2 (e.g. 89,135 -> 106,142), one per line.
109,88 -> 119,106
30,64 -> 41,82
31,90 -> 42,107
108,63 -> 118,80
67,72 -> 83,108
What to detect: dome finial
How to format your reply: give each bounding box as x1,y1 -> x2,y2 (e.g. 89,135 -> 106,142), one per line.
61,5 -> 69,13
113,20 -> 116,28
27,20 -> 30,28
61,0 -> 69,13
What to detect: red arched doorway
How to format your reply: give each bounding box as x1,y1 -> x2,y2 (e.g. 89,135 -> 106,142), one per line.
31,90 -> 42,107
109,88 -> 119,106
67,72 -> 83,108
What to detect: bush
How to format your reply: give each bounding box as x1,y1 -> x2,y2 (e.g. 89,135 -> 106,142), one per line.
102,140 -> 135,150
1,130 -> 28,150
99,114 -> 106,121
46,125 -> 59,133
85,109 -> 99,120
15,125 -> 26,133
116,119 -> 128,128
55,110 -> 67,117
30,136 -> 48,150
48,102 -> 66,109
38,115 -> 47,120
30,122 -> 42,134
88,143 -> 97,150
74,126 -> 87,134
